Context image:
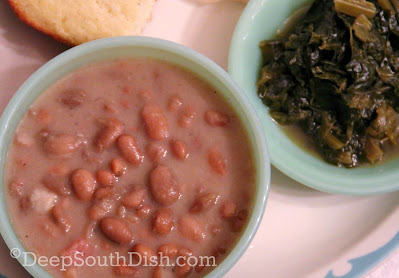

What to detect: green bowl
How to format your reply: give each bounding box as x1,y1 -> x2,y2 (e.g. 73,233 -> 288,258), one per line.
228,0 -> 399,196
0,37 -> 270,277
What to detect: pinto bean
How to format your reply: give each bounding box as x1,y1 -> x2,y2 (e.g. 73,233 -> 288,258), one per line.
152,208 -> 174,235
212,247 -> 227,260
122,188 -> 146,208
149,166 -> 179,205
141,104 -> 169,140
117,134 -> 144,165
152,266 -> 163,278
210,225 -> 222,235
94,187 -> 114,200
9,179 -> 23,197
232,210 -> 248,232
168,95 -> 183,112
113,263 -> 139,276
100,217 -> 134,244
88,203 -> 108,221
64,267 -> 77,278
178,247 -> 193,258
19,196 -> 31,212
35,108 -> 52,125
52,203 -> 71,233
62,239 -> 92,263
42,165 -> 72,196
90,196 -> 115,221
41,219 -> 62,237
71,169 -> 96,201
44,134 -> 81,156
136,204 -> 152,219
122,85 -> 134,95
131,243 -> 156,263
178,216 -> 205,242
125,215 -> 140,224
94,118 -> 124,152
138,90 -> 153,101
204,110 -> 230,127
50,164 -> 71,175
146,143 -> 167,163
208,148 -> 227,175
220,200 -> 237,218
61,89 -> 86,108
110,158 -> 127,176
101,241 -> 116,253
178,106 -> 196,128
117,205 -> 127,218
170,140 -> 189,160
104,101 -> 119,114
190,193 -> 220,213
87,204 -> 102,221
38,128 -> 50,139
157,244 -> 178,258
96,169 -> 116,187
176,263 -> 193,277
42,174 -> 72,196
195,263 -> 206,273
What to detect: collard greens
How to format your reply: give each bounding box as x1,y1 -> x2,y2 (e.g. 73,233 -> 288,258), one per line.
258,0 -> 399,167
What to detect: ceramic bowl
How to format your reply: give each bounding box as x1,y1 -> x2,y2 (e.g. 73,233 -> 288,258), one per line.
0,36 -> 270,277
228,0 -> 399,195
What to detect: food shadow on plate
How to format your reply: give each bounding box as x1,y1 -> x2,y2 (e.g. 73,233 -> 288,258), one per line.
270,166 -> 399,208
0,1 -> 68,59
0,64 -> 44,112
181,0 -> 244,69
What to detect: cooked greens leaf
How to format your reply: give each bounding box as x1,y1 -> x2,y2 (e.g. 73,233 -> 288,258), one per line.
258,0 -> 399,167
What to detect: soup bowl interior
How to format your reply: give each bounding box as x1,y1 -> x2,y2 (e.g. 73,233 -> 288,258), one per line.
228,0 -> 399,196
0,37 -> 270,277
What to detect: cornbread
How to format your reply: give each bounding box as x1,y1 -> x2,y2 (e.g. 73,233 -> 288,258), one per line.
8,0 -> 156,45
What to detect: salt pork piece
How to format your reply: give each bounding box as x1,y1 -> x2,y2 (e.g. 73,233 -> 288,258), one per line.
30,188 -> 58,213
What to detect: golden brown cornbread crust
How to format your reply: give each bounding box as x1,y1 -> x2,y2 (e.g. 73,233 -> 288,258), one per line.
7,0 -> 156,45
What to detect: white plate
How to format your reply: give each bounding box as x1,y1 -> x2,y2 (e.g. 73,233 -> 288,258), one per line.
0,0 -> 398,277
